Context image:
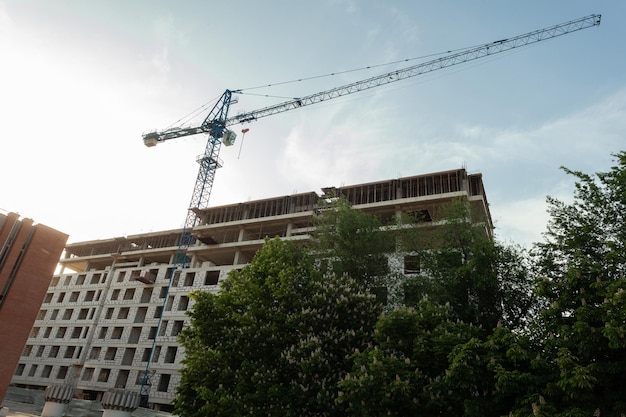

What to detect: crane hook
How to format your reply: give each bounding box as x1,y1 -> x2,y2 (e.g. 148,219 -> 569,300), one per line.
238,128 -> 250,159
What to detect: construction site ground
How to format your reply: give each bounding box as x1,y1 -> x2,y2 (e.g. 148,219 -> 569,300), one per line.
1,386 -> 173,417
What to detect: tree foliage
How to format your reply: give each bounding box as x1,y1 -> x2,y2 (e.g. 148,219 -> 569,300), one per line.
522,152 -> 626,416
338,299 -> 482,416
337,198 -> 537,415
403,199 -> 535,330
172,150 -> 626,417
174,238 -> 381,417
312,197 -> 392,285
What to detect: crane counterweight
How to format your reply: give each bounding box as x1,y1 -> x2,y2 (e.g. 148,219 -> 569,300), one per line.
143,134 -> 158,147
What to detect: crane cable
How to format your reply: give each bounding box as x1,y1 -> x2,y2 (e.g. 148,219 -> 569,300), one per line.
168,34 -> 556,125
172,43 -> 494,123
236,44 -> 490,93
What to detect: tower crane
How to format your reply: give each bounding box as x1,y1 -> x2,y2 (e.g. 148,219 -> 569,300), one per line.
138,14 -> 600,407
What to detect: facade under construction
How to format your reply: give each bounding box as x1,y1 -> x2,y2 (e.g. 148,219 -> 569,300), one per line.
10,168 -> 492,411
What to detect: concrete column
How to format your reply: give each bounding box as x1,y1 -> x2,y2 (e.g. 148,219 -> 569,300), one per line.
101,389 -> 140,417
41,384 -> 73,417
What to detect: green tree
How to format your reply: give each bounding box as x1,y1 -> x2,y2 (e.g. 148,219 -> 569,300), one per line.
312,197 -> 392,286
339,198 -> 537,416
522,152 -> 626,416
174,238 -> 381,417
338,300 -> 482,416
403,199 -> 535,330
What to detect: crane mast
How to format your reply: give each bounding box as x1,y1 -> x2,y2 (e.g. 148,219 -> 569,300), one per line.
138,13 -> 600,407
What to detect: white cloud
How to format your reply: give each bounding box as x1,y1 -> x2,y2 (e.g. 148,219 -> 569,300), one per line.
457,88 -> 626,247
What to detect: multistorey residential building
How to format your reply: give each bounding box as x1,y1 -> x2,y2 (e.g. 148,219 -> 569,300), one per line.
0,212 -> 68,404
10,168 -> 492,411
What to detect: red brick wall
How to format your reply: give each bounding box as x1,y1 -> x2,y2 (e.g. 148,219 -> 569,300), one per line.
0,213 -> 68,403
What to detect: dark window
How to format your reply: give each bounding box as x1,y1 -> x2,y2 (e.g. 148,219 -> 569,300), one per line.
57,366 -> 69,379
115,369 -> 130,389
112,327 -> 123,339
128,327 -> 141,344
134,307 -> 147,323
141,348 -> 152,362
171,271 -> 181,287
152,346 -> 161,363
122,348 -> 135,366
49,346 -> 60,358
183,272 -> 195,286
98,369 -> 111,382
78,308 -> 89,320
404,255 -> 421,274
159,321 -> 168,336
164,347 -> 177,363
140,288 -> 153,303
22,345 -> 32,357
105,347 -> 117,360
98,327 -> 108,339
157,374 -> 171,392
123,288 -> 135,300
118,307 -> 130,320
64,346 -> 76,358
171,321 -> 184,336
178,296 -> 189,311
82,368 -> 95,381
90,273 -> 101,284
89,347 -> 101,360
14,364 -> 25,376
204,271 -> 220,285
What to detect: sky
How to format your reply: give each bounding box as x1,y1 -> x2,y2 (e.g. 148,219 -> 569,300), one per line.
0,1 -> 624,247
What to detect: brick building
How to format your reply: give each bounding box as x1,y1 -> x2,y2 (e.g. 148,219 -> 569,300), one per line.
0,212 -> 68,404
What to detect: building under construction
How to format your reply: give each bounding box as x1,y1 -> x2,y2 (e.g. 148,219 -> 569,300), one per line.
9,168 -> 492,411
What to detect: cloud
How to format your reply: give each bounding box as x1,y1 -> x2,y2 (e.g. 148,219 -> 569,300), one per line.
456,88 -> 626,247
493,196 -> 549,246
150,45 -> 172,75
0,1 -> 14,39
